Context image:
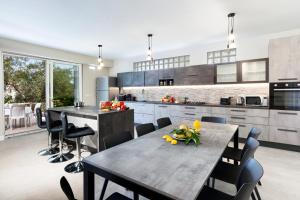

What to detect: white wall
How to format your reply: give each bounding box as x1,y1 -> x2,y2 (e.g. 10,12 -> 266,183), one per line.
110,29 -> 300,76
0,37 -> 113,140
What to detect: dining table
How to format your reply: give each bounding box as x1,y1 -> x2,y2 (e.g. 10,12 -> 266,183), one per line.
82,121 -> 239,200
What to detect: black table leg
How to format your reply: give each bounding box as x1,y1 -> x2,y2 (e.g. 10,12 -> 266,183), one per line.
234,128 -> 239,165
84,169 -> 95,200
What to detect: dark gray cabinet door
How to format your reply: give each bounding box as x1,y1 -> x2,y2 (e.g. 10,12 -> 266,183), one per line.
132,72 -> 145,86
145,70 -> 159,86
174,65 -> 215,85
117,72 -> 133,87
158,68 -> 174,79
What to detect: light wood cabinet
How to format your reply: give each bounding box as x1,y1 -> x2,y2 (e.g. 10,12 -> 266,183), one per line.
269,126 -> 300,145
269,35 -> 300,82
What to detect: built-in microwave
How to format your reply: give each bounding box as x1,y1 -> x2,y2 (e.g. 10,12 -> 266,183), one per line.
269,82 -> 300,110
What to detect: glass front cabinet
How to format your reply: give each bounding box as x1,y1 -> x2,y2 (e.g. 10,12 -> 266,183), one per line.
216,58 -> 268,84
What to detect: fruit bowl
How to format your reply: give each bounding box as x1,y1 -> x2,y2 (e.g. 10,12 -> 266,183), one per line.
169,121 -> 202,145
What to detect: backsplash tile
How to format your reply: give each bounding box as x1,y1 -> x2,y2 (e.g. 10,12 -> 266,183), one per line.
123,83 -> 269,104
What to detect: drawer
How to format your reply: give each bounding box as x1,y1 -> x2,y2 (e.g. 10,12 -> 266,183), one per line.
211,107 -> 229,115
229,123 -> 269,141
134,113 -> 154,124
228,108 -> 269,117
134,103 -> 155,115
269,126 -> 300,145
173,105 -> 211,113
171,116 -> 198,125
269,110 -> 300,128
228,116 -> 269,126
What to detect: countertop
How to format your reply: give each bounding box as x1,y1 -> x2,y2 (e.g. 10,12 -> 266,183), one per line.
48,106 -> 124,117
124,101 -> 269,109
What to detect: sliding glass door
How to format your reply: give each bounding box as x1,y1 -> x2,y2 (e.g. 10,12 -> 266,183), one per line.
48,61 -> 82,108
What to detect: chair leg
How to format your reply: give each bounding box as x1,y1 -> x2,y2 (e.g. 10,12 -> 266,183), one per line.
99,179 -> 109,200
251,192 -> 257,200
254,186 -> 261,200
258,180 -> 262,186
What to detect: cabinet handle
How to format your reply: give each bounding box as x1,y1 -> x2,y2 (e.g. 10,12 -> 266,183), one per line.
184,107 -> 196,110
238,124 -> 247,127
277,128 -> 298,133
231,116 -> 246,120
230,109 -> 246,112
278,78 -> 298,81
187,74 -> 197,77
277,112 -> 297,115
158,105 -> 168,108
184,113 -> 196,116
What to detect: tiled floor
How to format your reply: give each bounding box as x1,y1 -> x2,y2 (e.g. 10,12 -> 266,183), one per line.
0,132 -> 299,200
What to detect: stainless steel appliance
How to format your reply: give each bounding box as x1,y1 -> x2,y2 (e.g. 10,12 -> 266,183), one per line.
245,95 -> 267,106
236,96 -> 245,105
96,76 -> 118,106
270,82 -> 300,110
74,101 -> 84,107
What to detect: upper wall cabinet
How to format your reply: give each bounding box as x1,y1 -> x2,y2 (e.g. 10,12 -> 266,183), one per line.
158,68 -> 175,80
216,63 -> 238,83
132,72 -> 145,86
240,58 -> 268,83
269,35 -> 300,82
117,72 -> 132,87
174,65 -> 214,85
145,70 -> 159,86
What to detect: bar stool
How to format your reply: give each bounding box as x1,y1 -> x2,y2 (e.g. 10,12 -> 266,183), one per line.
61,112 -> 95,173
47,110 -> 74,163
36,108 -> 59,156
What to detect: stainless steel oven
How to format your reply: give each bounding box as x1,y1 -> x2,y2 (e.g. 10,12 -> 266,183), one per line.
269,82 -> 300,110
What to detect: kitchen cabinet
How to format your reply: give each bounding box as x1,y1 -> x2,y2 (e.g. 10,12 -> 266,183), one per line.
145,70 -> 159,86
158,68 -> 174,80
154,104 -> 172,125
269,110 -> 300,128
117,72 -> 132,87
132,72 -> 145,87
269,126 -> 300,146
174,65 -> 215,85
216,63 -> 238,83
240,59 -> 268,82
269,35 -> 300,82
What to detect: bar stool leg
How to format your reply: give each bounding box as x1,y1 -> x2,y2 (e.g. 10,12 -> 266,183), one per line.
48,132 -> 74,163
38,132 -> 59,156
64,137 -> 84,173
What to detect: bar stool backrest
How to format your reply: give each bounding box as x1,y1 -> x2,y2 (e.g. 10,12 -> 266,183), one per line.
61,112 -> 69,137
36,108 -> 43,128
235,158 -> 264,200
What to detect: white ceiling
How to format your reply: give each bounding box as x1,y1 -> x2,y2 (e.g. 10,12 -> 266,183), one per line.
0,0 -> 300,59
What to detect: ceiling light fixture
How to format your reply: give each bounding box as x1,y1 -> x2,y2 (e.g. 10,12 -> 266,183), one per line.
146,34 -> 153,61
97,44 -> 104,70
227,13 -> 236,49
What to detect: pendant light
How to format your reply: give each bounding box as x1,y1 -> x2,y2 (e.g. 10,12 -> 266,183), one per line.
227,13 -> 236,49
146,34 -> 153,61
97,44 -> 104,70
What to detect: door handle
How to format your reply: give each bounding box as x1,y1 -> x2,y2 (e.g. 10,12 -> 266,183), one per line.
277,128 -> 298,133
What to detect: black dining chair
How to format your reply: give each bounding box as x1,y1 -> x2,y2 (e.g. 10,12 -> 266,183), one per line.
197,158 -> 264,200
61,112 -> 95,173
36,108 -> 59,156
46,110 -> 75,163
201,116 -> 226,124
136,123 -> 155,137
60,176 -> 132,200
223,127 -> 261,162
100,131 -> 135,200
156,117 -> 172,129
210,137 -> 261,200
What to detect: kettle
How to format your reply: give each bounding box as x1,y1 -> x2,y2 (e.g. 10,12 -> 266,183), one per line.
236,96 -> 245,105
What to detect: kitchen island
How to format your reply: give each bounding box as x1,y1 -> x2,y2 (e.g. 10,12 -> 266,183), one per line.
48,106 -> 134,152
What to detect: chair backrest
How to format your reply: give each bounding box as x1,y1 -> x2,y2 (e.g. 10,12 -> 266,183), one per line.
36,108 -> 44,128
201,116 -> 226,124
241,137 -> 260,163
60,112 -> 69,137
60,176 -> 76,200
235,158 -> 264,200
103,131 -> 133,149
247,127 -> 261,140
157,117 -> 172,129
136,123 -> 155,137
10,105 -> 26,118
45,110 -> 61,132
34,103 -> 42,114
